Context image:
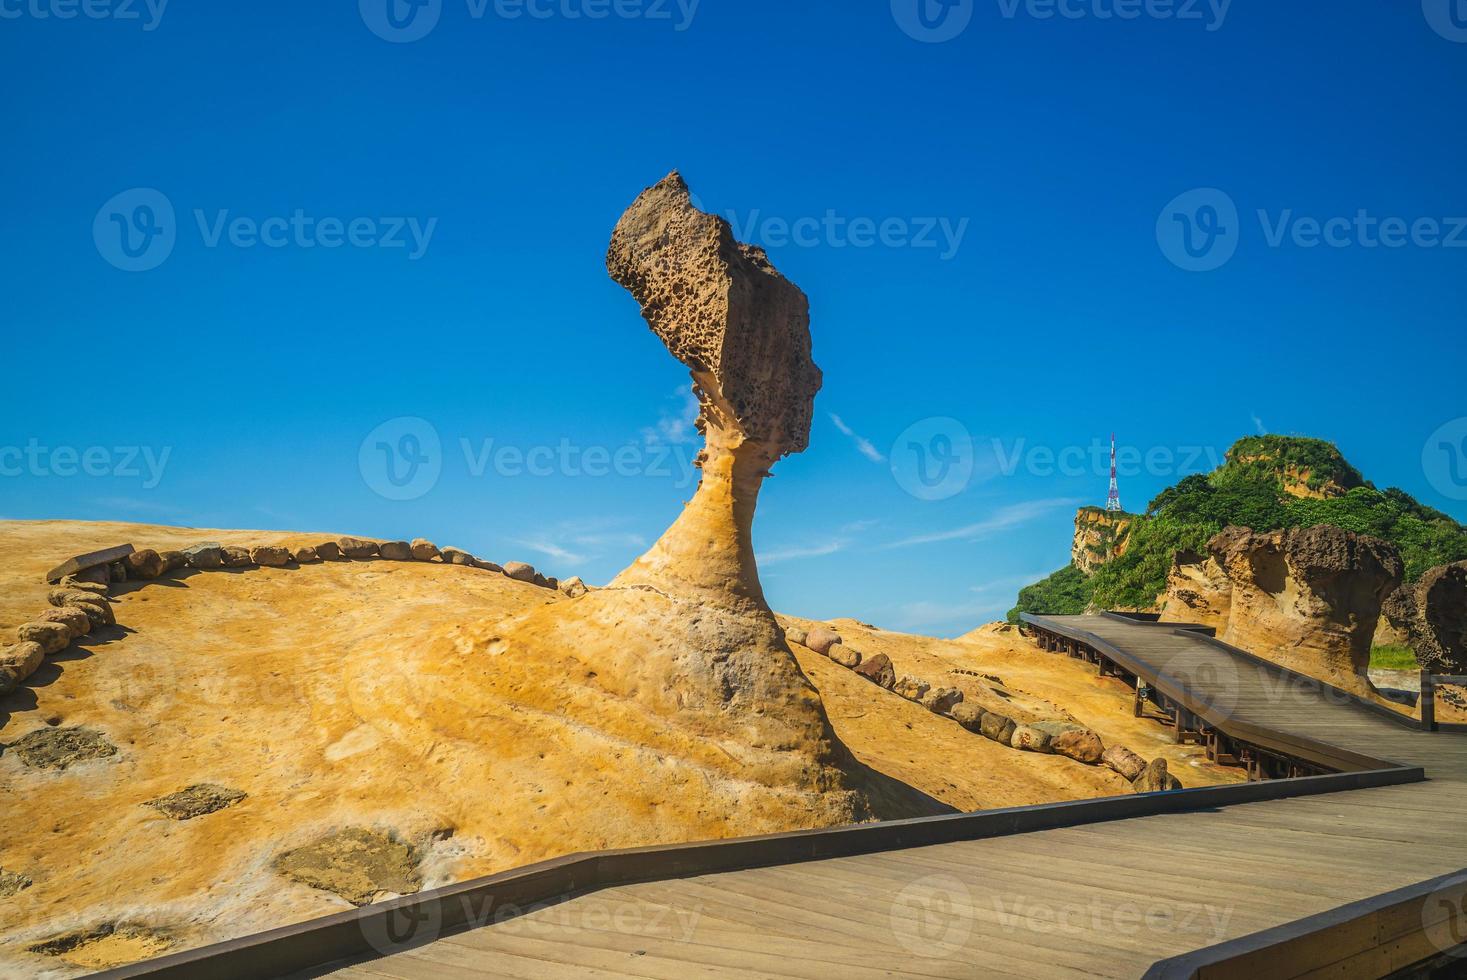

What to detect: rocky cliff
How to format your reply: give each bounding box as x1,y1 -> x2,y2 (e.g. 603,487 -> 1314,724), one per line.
1161,524 -> 1403,694
1071,508 -> 1134,575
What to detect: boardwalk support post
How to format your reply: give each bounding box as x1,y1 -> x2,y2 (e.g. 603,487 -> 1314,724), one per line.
1422,671 -> 1437,733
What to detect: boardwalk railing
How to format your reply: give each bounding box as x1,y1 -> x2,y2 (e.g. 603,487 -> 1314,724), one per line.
1421,672 -> 1467,733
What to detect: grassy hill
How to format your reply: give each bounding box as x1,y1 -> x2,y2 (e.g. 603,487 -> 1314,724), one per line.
1008,435 -> 1467,622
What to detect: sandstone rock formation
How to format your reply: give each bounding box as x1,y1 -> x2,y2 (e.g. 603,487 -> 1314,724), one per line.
410,538 -> 441,562
1373,583 -> 1416,648
1414,561 -> 1467,674
406,173 -> 934,832
1072,507 -> 1133,575
605,171 -> 821,607
1161,525 -> 1403,694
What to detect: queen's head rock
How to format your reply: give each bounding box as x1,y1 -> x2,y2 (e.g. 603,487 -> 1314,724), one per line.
606,171 -> 821,607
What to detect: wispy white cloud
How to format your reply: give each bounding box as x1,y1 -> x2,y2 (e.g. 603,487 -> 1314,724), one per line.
1250,411 -> 1267,435
517,538 -> 589,564
761,540 -> 846,564
885,497 -> 1082,549
829,413 -> 885,464
515,520 -> 649,568
760,518 -> 880,565
642,387 -> 701,446
90,495 -> 182,518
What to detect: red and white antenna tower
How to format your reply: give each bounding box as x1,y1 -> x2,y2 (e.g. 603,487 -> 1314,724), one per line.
1106,433 -> 1123,513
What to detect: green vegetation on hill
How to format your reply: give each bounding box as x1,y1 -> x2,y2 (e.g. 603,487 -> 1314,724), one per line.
1007,435 -> 1467,623
1009,565 -> 1093,620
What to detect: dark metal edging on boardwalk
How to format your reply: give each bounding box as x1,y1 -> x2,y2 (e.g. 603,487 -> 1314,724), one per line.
91,765 -> 1422,980
1142,867 -> 1467,979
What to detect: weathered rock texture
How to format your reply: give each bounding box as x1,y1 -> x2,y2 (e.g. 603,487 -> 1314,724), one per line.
605,170 -> 822,607
1072,507 -> 1133,575
1162,525 -> 1403,694
421,174 -> 929,835
1413,561 -> 1467,674
1373,583 -> 1417,649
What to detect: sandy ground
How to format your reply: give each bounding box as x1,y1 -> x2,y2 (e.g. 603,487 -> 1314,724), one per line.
0,521 -> 1243,976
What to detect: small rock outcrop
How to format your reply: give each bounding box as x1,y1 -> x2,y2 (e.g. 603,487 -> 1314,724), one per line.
410,538 -> 441,562
144,784 -> 247,821
273,828 -> 421,906
1162,525 -> 1403,694
920,687 -> 963,714
893,676 -> 931,702
6,727 -> 118,770
1132,757 -> 1182,793
1414,561 -> 1467,674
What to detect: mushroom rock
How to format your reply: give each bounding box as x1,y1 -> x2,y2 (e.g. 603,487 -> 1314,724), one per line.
604,170 -> 821,608
393,173 -> 939,840
1414,561 -> 1467,674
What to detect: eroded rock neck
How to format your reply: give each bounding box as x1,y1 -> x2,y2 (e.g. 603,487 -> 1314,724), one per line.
611,438 -> 773,610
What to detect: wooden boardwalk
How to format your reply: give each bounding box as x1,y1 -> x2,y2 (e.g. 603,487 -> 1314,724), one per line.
305,616 -> 1467,980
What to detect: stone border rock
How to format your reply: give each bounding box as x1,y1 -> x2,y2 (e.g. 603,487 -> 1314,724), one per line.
788,623 -> 1183,794
2,538 -> 588,708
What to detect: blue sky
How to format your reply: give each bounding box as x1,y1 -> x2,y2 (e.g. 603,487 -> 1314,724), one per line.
3,1 -> 1465,635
